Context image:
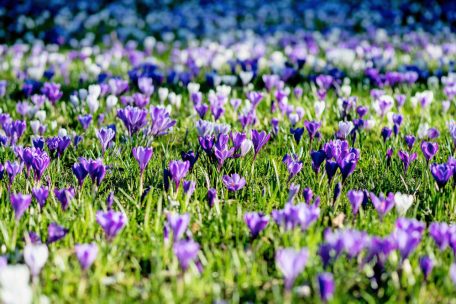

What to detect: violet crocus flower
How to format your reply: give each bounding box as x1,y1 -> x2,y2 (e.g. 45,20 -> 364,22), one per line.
117,106 -> 148,136
272,203 -> 320,231
97,127 -> 116,155
290,127 -> 305,144
96,210 -> 127,241
166,213 -> 190,241
181,151 -> 198,170
32,187 -> 49,208
381,127 -> 392,142
244,212 -> 269,238
333,182 -> 342,203
31,151 -> 50,181
54,187 -> 75,210
318,272 -> 335,302
304,121 -> 321,141
339,152 -> 358,182
275,248 -> 309,289
85,159 -> 107,186
72,162 -> 88,187
149,106 -> 176,136
251,130 -> 270,160
222,173 -> 246,191
311,150 -> 326,174
78,114 -> 92,130
347,190 -> 364,215
287,183 -> 300,204
398,150 -> 417,173
75,243 -> 98,271
421,141 -> 439,162
47,222 -> 68,244
207,188 -> 217,207
283,154 -> 303,180
132,146 -> 153,174
393,218 -> 425,260
183,180 -> 196,198
325,160 -> 338,183
430,163 -> 453,189
404,135 -> 416,150
10,193 -> 32,220
173,239 -> 200,271
429,222 -> 451,250
5,161 -> 23,185
41,82 -> 62,105
370,192 -> 395,220
420,256 -> 433,280
168,160 -> 190,189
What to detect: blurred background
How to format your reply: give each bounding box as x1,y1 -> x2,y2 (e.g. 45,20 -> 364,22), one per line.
0,0 -> 455,46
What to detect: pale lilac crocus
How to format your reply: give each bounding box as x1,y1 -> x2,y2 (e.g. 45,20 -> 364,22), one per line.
75,243 -> 98,271
173,239 -> 200,271
10,193 -> 32,220
244,212 -> 269,238
347,190 -> 364,215
275,248 -> 309,289
96,210 -> 127,241
222,173 -> 246,192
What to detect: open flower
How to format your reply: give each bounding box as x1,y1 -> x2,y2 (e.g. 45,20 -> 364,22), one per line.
222,173 -> 246,191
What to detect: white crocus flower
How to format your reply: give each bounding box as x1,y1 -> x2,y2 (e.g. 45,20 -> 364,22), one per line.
0,265 -> 33,304
394,193 -> 414,216
24,244 -> 49,278
314,101 -> 326,119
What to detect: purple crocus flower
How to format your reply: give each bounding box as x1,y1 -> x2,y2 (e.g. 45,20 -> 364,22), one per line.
31,151 -> 50,181
75,243 -> 98,270
283,154 -> 303,180
85,159 -> 107,186
106,191 -> 114,210
430,163 -> 453,189
5,161 -> 23,185
207,188 -> 217,207
290,127 -> 305,144
333,182 -> 342,203
181,151 -> 198,170
398,150 -> 417,173
393,218 -> 425,260
32,187 -> 49,208
132,146 -> 153,174
381,127 -> 392,142
339,152 -> 358,182
251,130 -> 270,160
166,213 -> 190,241
347,190 -> 364,215
421,141 -> 439,162
149,106 -> 176,137
272,203 -> 320,231
168,160 -> 190,189
427,128 -> 440,139
429,222 -> 451,250
404,135 -> 416,150
183,180 -> 196,198
318,272 -> 335,302
370,192 -> 395,220
420,256 -> 433,280
47,222 -> 68,244
41,82 -> 63,105
287,183 -> 300,204
303,187 -> 313,205
117,106 -> 148,136
97,127 -> 116,155
325,160 -> 338,183
10,193 -> 32,220
78,114 -> 92,130
310,150 -> 326,174
275,248 -> 309,289
54,187 -> 75,210
222,173 -> 246,191
304,121 -> 321,141
96,210 -> 127,241
72,162 -> 88,187
244,212 -> 269,238
173,239 -> 200,271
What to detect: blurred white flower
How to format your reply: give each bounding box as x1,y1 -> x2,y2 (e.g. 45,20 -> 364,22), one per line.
0,265 -> 33,304
106,95 -> 118,111
24,244 -> 49,277
158,88 -> 169,104
394,193 -> 414,216
58,128 -> 67,137
87,95 -> 99,113
314,101 -> 326,119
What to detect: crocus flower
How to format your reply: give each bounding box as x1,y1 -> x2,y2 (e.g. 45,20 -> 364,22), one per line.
339,152 -> 358,182
287,184 -> 300,204
430,163 -> 453,189
47,222 -> 68,244
166,213 -> 190,241
23,244 -> 48,278
222,173 -> 246,192
181,151 -> 198,170
421,141 -> 439,162
75,243 -> 98,270
304,121 -> 321,141
394,193 -> 414,216
207,188 -> 217,207
54,187 -> 75,210
132,146 -> 153,174
303,187 -> 313,205
251,130 -> 270,159
85,159 -> 107,186
318,272 -> 335,302
404,135 -> 416,150
5,161 -> 23,185
173,239 -> 200,271
272,203 -> 320,231
398,150 -> 417,174
420,256 -> 433,280
72,162 -> 88,187
78,114 -> 92,130
311,150 -> 326,174
96,210 -> 127,241
290,127 -> 305,144
31,151 -> 50,181
117,106 -> 148,136
381,127 -> 392,142
32,187 -> 49,208
333,182 -> 342,203
149,106 -> 176,136
347,190 -> 364,215
429,222 -> 451,250
183,180 -> 196,198
10,193 -> 32,220
168,160 -> 190,189
370,192 -> 395,220
283,154 -> 303,180
244,212 -> 269,238
97,127 -> 116,155
393,218 -> 425,260
325,160 -> 338,183
275,248 -> 309,289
